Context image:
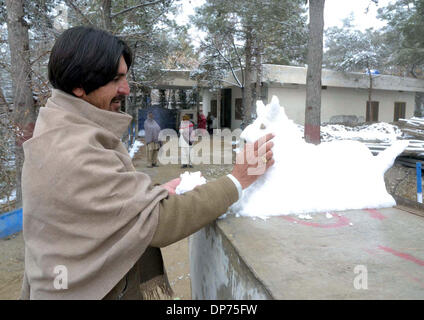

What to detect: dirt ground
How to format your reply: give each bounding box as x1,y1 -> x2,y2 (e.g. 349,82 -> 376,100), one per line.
0,137 -> 419,300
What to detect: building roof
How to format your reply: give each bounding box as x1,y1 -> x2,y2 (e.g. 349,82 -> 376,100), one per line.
261,64 -> 424,93
153,65 -> 424,93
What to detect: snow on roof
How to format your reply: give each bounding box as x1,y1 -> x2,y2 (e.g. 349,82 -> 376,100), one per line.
260,64 -> 424,93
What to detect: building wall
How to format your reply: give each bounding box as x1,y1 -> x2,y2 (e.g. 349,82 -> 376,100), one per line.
222,85 -> 414,130
267,86 -> 415,126
190,224 -> 272,300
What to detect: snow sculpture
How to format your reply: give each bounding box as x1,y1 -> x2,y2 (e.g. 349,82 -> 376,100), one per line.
230,96 -> 408,218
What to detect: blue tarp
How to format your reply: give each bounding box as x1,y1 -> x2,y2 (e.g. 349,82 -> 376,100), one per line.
0,207 -> 22,238
139,106 -> 178,132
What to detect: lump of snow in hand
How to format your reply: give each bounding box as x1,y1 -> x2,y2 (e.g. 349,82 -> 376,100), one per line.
175,171 -> 207,195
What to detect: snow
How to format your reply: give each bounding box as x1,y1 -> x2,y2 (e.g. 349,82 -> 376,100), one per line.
321,122 -> 402,143
229,96 -> 409,220
128,140 -> 144,159
175,171 -> 206,195
0,189 -> 16,205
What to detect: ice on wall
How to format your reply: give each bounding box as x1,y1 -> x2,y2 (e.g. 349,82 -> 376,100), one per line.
230,96 -> 408,219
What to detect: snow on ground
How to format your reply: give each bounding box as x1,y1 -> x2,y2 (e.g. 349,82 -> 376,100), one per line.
0,189 -> 16,205
129,140 -> 144,159
229,96 -> 408,220
320,122 -> 402,143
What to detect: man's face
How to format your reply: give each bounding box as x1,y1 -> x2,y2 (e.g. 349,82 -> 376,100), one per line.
73,56 -> 130,112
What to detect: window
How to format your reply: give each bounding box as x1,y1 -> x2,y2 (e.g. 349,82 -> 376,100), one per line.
394,102 -> 406,122
366,101 -> 379,122
235,98 -> 243,120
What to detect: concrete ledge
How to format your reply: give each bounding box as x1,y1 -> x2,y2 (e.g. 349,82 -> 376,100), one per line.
189,223 -> 273,300
394,196 -> 424,218
190,208 -> 424,299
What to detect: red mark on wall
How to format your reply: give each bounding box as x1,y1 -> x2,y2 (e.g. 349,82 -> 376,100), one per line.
282,214 -> 350,228
378,245 -> 424,267
364,209 -> 386,220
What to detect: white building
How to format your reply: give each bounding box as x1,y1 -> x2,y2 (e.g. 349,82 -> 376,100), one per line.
157,65 -> 424,130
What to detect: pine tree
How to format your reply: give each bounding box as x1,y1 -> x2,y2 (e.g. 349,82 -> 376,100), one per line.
192,0 -> 307,127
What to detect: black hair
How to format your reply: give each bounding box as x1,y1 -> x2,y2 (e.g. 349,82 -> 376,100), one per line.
48,26 -> 132,95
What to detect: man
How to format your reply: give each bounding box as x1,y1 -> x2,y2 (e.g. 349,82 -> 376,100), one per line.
21,26 -> 274,299
207,112 -> 215,135
144,112 -> 161,168
179,114 -> 194,168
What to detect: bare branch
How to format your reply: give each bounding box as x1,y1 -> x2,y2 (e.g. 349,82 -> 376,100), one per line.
231,38 -> 244,86
30,50 -> 51,66
64,0 -> 94,26
0,87 -> 10,109
111,0 -> 164,19
210,39 -> 242,88
0,60 -> 11,73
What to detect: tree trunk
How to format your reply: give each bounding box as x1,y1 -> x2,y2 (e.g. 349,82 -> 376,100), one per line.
195,85 -> 200,122
415,92 -> 424,117
254,39 -> 263,118
243,26 -> 253,125
6,0 -> 37,207
102,0 -> 112,31
305,0 -> 325,145
0,86 -> 9,112
217,90 -> 221,129
367,63 -> 373,120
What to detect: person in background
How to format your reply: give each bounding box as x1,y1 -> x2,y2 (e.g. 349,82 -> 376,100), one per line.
144,112 -> 161,168
197,109 -> 206,131
206,112 -> 215,135
179,114 -> 194,168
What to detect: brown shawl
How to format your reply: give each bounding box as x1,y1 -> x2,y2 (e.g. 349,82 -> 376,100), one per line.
21,89 -> 170,299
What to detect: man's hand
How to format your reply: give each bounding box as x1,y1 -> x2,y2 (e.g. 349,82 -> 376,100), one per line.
231,133 -> 275,189
161,178 -> 181,195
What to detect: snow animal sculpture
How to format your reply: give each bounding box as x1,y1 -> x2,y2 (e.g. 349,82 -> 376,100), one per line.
230,96 -> 409,218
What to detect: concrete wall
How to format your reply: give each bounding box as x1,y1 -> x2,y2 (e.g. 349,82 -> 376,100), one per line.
267,86 -> 415,125
228,85 -> 414,129
190,208 -> 424,300
262,64 -> 424,93
189,223 -> 272,300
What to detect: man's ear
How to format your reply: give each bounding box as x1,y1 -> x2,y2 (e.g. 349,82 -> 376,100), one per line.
72,87 -> 85,97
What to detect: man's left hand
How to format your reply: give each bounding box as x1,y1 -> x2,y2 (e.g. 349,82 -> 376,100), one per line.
161,178 -> 181,195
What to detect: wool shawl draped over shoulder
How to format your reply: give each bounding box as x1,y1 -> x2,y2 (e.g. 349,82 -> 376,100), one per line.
21,89 -> 169,299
